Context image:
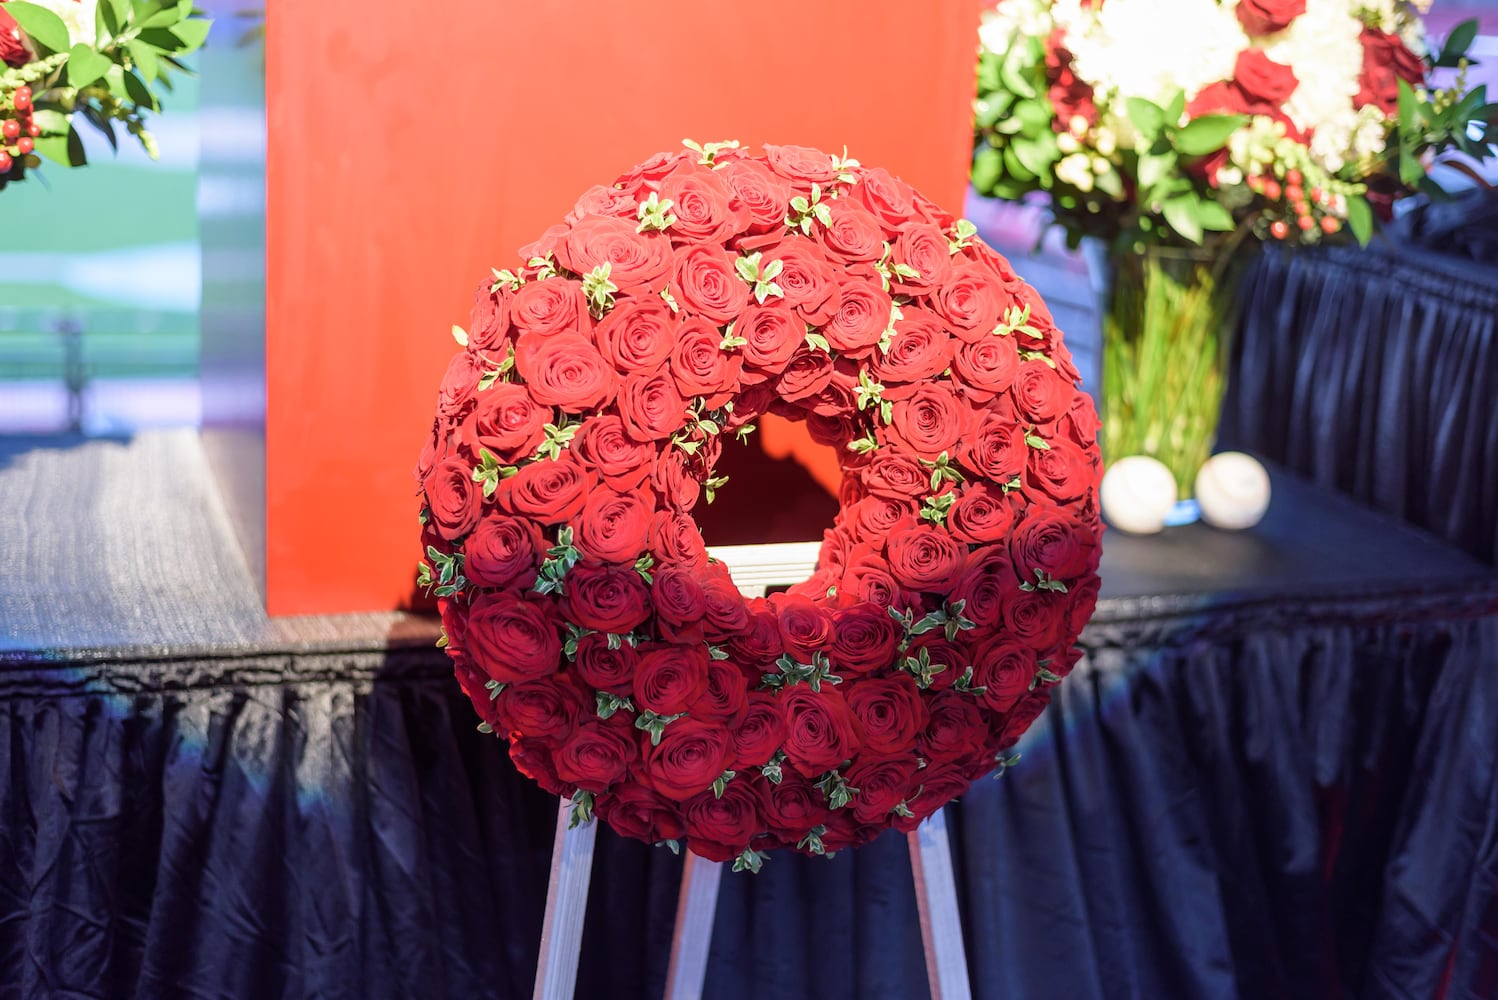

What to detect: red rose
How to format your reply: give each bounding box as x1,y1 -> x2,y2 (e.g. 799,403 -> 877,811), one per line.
554,718 -> 638,792
761,775 -> 832,840
514,334 -> 618,413
780,687 -> 863,778
652,451 -> 701,511
1236,0 -> 1305,36
846,754 -> 921,825
723,158 -> 793,235
571,415 -> 656,492
517,224 -> 569,265
564,563 -> 652,633
683,777 -> 765,862
511,278 -> 590,338
594,297 -> 677,375
824,276 -> 893,356
502,454 -> 591,524
861,451 -> 929,500
673,245 -> 750,324
1045,31 -> 1097,129
463,515 -> 544,589
1012,505 -> 1097,583
814,199 -> 886,265
769,592 -> 834,660
633,642 -> 710,715
575,487 -> 653,565
0,8 -> 30,67
918,691 -> 985,764
436,352 -> 483,419
905,635 -> 971,691
649,511 -> 709,569
617,369 -> 689,442
850,167 -> 916,234
775,347 -> 835,404
731,692 -> 789,769
850,495 -> 917,545
1002,589 -> 1067,649
1233,49 -> 1299,107
726,602 -> 784,667
571,631 -> 638,695
1013,359 -> 1073,423
762,143 -> 837,184
661,163 -> 750,244
735,301 -> 803,376
995,690 -> 1051,749
829,603 -> 903,676
884,522 -> 965,593
1024,437 -> 1094,504
693,660 -> 750,725
424,456 -> 482,541
887,223 -> 953,298
871,307 -> 954,385
951,545 -> 1013,628
669,317 -> 743,408
762,239 -> 842,326
651,565 -> 709,640
466,594 -> 562,684
638,719 -> 735,801
468,282 -> 512,354
948,483 -> 1017,544
567,184 -> 638,223
932,264 -> 1007,344
594,782 -> 686,843
556,215 -> 673,293
898,763 -> 971,828
1356,27 -> 1424,114
615,149 -> 694,190
846,674 -> 928,755
1062,392 -> 1100,449
816,807 -> 881,853
959,413 -> 1028,482
702,574 -> 751,641
510,737 -> 574,798
969,636 -> 1037,713
888,384 -> 971,460
840,551 -> 914,611
462,382 -> 548,461
1067,575 -> 1100,640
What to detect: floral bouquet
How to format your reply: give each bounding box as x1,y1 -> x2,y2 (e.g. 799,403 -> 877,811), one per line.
418,142 -> 1104,868
974,0 -> 1495,500
0,0 -> 209,186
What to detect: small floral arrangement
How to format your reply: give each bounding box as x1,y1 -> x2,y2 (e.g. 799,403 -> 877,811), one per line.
417,142 -> 1104,869
973,0 -> 1496,249
0,0 -> 209,185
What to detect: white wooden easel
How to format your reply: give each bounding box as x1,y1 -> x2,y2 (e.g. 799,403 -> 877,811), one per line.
532,542 -> 973,1000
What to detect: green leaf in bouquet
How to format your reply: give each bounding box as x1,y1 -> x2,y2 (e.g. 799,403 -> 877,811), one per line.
1345,196 -> 1373,247
1136,151 -> 1173,192
66,43 -> 112,88
4,2 -> 70,53
34,126 -> 87,167
97,0 -> 118,43
1438,19 -> 1478,68
107,0 -> 132,28
1013,97 -> 1051,136
1164,90 -> 1186,129
1196,200 -> 1235,232
1174,114 -> 1248,156
1002,145 -> 1037,183
998,44 -> 1036,100
1011,137 -> 1054,179
29,108 -> 69,136
1161,196 -> 1203,245
128,40 -> 161,82
80,104 -> 119,149
1094,168 -> 1124,199
1397,78 -> 1418,134
138,4 -> 186,28
169,17 -> 211,51
971,147 -> 1002,193
1125,97 -> 1166,139
122,67 -> 158,111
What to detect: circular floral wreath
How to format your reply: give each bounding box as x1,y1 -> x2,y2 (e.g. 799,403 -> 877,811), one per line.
416,141 -> 1103,870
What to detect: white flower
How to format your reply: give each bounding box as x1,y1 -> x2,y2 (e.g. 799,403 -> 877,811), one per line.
1061,0 -> 1247,109
32,0 -> 97,49
1055,153 -> 1096,192
979,0 -> 1053,55
1265,0 -> 1369,173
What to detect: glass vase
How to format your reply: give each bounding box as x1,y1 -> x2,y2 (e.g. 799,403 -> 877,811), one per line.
1083,239 -> 1252,506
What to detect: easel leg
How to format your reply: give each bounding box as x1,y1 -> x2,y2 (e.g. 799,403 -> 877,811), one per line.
663,853 -> 724,1000
908,807 -> 973,1000
533,797 -> 598,1000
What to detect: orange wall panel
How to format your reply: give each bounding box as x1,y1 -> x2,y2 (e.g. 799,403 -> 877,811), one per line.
264,0 -> 984,615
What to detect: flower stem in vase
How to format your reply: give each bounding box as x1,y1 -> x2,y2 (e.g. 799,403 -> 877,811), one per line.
1098,243 -> 1250,499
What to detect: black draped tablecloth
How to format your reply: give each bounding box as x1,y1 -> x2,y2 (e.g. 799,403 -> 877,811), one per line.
1221,205 -> 1498,566
2,431 -> 1497,999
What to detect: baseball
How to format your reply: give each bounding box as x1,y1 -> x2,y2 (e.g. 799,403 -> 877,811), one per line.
1195,452 -> 1272,530
1099,455 -> 1179,535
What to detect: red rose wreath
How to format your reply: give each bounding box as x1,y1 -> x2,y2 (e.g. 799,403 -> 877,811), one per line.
416,141 -> 1104,871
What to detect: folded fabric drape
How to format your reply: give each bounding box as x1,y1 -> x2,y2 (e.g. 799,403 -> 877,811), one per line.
1222,235 -> 1498,565
4,592 -> 1495,998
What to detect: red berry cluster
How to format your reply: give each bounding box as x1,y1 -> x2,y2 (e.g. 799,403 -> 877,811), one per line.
1248,167 -> 1341,241
1,84 -> 39,174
